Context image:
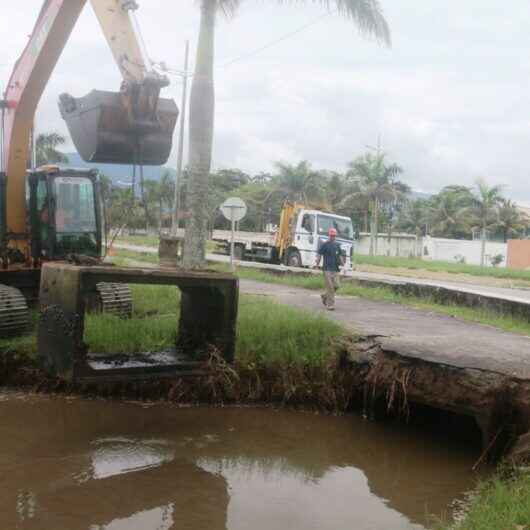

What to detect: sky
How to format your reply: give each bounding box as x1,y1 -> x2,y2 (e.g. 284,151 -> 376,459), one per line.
2,1 -> 530,203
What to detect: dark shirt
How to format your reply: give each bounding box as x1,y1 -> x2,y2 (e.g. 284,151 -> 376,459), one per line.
318,240 -> 343,272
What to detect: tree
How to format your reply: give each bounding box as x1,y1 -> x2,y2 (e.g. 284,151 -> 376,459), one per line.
270,160 -> 324,205
342,152 -> 405,255
144,172 -> 175,233
429,186 -> 473,240
398,199 -> 432,256
35,132 -> 69,167
183,0 -> 391,268
494,199 -> 529,242
466,179 -> 504,267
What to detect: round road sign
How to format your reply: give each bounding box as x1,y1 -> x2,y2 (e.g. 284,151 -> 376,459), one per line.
220,197 -> 247,222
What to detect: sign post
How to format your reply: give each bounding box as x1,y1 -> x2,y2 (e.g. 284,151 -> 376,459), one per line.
220,197 -> 247,271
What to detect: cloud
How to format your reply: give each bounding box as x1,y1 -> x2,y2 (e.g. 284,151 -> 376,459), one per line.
2,0 -> 530,202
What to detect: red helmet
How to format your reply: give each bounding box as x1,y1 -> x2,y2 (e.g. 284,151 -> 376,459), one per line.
328,228 -> 337,237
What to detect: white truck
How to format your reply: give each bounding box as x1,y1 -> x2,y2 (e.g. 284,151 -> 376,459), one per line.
212,203 -> 355,269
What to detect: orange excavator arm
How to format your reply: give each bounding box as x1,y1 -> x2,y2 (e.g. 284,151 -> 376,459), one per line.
1,1 -> 87,251
0,0 -> 177,257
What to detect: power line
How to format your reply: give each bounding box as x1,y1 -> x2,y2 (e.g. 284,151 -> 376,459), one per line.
155,8 -> 337,79
218,9 -> 336,69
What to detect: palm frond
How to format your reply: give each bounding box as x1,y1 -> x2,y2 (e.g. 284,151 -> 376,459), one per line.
217,0 -> 242,17
276,0 -> 391,45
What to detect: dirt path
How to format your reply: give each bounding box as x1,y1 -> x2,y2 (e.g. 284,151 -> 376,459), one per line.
240,279 -> 530,380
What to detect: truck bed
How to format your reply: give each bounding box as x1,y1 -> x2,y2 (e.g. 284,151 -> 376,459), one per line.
212,230 -> 276,247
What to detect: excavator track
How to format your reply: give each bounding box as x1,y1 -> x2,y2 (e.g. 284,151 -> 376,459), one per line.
95,283 -> 132,319
0,285 -> 30,337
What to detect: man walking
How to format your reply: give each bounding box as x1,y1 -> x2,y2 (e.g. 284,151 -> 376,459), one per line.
315,228 -> 345,310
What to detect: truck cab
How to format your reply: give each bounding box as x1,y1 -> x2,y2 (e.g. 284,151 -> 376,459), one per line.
285,209 -> 354,269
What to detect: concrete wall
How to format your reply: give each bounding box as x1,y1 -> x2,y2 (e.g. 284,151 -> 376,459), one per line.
355,233 -> 420,258
507,240 -> 530,270
355,233 -> 508,267
422,237 -> 507,267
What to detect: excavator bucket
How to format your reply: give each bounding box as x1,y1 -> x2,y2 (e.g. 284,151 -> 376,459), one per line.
59,90 -> 179,166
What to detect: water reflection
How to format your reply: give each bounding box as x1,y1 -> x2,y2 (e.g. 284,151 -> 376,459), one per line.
90,504 -> 175,530
0,393 -> 486,530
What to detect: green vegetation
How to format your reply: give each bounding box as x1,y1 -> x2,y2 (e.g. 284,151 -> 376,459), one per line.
114,234 -> 160,248
111,248 -> 159,264
354,254 -> 530,282
84,285 -> 180,353
2,285 -> 344,366
0,333 -> 37,358
439,471 -> 530,530
87,288 -> 343,364
237,296 -> 344,365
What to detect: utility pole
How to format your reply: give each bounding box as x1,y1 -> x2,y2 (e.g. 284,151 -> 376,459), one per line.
171,40 -> 189,236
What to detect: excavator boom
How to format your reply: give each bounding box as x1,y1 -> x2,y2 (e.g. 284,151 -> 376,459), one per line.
1,0 -> 178,254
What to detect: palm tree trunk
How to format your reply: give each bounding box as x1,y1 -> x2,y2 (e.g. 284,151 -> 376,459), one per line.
183,0 -> 216,268
372,197 -> 379,256
369,199 -> 378,256
480,224 -> 486,267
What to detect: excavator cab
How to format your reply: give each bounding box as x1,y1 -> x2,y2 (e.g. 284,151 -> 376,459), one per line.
28,168 -> 102,261
59,89 -> 179,166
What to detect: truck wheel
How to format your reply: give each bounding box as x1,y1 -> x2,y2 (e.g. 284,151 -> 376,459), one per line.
286,250 -> 302,268
234,245 -> 244,260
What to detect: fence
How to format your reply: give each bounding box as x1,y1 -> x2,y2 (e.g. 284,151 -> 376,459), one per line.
355,233 -> 508,267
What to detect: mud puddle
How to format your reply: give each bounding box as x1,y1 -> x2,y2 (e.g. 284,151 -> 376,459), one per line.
0,392 -> 489,529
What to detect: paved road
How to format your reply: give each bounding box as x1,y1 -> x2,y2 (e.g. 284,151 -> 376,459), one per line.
240,279 -> 530,381
114,243 -> 530,306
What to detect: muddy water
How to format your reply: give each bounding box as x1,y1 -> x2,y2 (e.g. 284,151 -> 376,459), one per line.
0,392 -> 487,530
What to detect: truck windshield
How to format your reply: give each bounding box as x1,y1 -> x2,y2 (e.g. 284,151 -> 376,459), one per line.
54,177 -> 97,234
317,215 -> 353,240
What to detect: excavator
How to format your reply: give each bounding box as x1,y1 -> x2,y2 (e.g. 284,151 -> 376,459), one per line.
0,0 -> 179,337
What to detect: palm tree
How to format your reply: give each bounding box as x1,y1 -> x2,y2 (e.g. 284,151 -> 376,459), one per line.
183,0 -> 391,268
35,132 -> 69,167
398,199 -> 432,256
494,199 -> 529,242
429,187 -> 473,240
270,161 -> 324,205
145,172 -> 175,233
466,179 -> 504,267
342,152 -> 404,255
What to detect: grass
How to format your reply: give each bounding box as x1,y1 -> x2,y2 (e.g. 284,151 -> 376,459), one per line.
237,295 -> 344,365
84,285 -> 181,354
114,234 -> 160,247
438,471 -> 530,530
2,285 -> 344,366
110,248 -> 159,264
354,254 -> 530,282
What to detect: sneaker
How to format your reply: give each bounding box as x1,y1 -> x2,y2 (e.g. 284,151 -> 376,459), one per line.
320,294 -> 327,306
327,306 -> 335,311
